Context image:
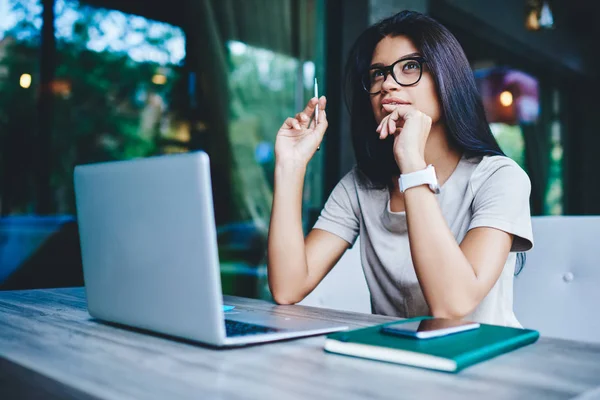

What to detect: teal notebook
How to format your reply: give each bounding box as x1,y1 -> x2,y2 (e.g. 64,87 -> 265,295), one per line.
324,317 -> 539,373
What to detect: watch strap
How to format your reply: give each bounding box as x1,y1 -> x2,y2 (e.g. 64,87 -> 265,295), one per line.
399,164 -> 440,194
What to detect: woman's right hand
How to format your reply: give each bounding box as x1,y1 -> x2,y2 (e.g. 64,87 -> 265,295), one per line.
275,96 -> 327,169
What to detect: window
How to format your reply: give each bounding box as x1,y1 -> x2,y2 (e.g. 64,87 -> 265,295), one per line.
0,0 -> 188,290
51,0 -> 186,213
489,123 -> 526,170
0,0 -> 325,296
545,90 -> 563,215
475,66 -> 562,215
474,67 -> 535,171
0,0 -> 42,215
215,2 -> 324,299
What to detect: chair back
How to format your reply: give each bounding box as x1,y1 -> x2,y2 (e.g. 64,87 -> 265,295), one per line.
300,237 -> 371,313
514,216 -> 600,344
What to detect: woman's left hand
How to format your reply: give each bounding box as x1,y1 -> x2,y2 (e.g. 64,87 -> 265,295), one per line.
376,106 -> 432,173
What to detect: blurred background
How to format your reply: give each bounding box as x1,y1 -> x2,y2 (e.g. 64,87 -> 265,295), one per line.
0,0 -> 598,300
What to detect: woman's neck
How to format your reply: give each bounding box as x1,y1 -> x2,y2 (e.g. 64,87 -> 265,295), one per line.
391,122 -> 461,190
423,122 -> 462,186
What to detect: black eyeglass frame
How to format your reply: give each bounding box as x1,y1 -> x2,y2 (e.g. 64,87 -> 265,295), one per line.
361,56 -> 427,95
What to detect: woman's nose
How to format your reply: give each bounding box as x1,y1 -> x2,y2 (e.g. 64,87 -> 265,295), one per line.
380,72 -> 400,92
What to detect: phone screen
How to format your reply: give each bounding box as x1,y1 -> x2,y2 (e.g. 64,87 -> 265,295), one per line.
381,318 -> 480,339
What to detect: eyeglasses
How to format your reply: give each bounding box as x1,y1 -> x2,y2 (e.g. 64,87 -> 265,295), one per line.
361,56 -> 427,95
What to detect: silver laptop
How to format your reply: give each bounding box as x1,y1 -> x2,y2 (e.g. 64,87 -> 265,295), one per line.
73,151 -> 347,347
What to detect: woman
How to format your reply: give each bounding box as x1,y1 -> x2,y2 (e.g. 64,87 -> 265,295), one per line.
267,10 -> 533,327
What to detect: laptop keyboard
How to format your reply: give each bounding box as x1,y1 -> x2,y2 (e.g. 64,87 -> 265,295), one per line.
225,319 -> 282,337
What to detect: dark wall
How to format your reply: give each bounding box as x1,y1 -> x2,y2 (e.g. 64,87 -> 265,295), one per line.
432,0 -> 598,79
324,0 -> 369,196
426,0 -> 600,215
563,82 -> 600,215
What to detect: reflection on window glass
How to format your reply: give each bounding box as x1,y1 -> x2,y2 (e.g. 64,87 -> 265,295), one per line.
545,96 -> 563,215
474,67 -> 537,171
180,0 -> 323,300
0,0 -> 324,296
489,123 -> 526,170
224,40 -> 322,299
475,66 -> 563,214
51,0 -> 186,213
228,39 -> 304,200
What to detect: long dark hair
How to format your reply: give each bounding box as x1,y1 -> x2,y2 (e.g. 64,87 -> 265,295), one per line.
345,10 -> 505,188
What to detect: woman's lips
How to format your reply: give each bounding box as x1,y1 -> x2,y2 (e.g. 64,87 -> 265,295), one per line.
382,103 -> 411,113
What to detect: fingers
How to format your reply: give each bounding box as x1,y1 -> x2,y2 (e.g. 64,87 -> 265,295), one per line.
376,109 -> 397,139
308,96 -> 327,129
301,97 -> 319,120
281,96 -> 328,133
377,106 -> 417,139
283,117 -> 302,131
296,96 -> 327,129
318,96 -> 327,111
387,115 -> 396,136
292,118 -> 302,131
377,115 -> 392,139
295,112 -> 310,128
314,108 -> 328,139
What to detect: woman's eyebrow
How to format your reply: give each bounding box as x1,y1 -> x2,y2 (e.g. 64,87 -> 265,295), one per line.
399,52 -> 422,60
369,52 -> 423,68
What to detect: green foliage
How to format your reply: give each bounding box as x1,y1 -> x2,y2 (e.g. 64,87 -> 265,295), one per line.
0,0 -> 184,214
226,42 -> 304,222
489,122 -> 564,215
228,42 -> 300,145
545,140 -> 563,215
489,123 -> 526,170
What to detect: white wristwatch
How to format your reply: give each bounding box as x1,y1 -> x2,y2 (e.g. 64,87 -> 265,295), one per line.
399,164 -> 440,194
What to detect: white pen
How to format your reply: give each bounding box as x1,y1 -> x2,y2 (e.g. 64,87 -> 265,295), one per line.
314,77 -> 319,126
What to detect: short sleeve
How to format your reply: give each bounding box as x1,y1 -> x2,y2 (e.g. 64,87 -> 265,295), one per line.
468,157 -> 534,252
313,170 -> 360,246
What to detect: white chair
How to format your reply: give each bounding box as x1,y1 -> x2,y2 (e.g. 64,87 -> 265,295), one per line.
299,237 -> 371,313
514,216 -> 600,344
301,217 -> 600,344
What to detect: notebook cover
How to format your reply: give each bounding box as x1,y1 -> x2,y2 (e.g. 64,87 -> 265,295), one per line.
325,317 -> 539,372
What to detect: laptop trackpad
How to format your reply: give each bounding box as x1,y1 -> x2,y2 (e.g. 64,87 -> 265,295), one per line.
225,310 -> 340,331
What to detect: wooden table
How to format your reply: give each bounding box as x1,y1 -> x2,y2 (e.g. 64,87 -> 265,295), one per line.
1,288 -> 600,400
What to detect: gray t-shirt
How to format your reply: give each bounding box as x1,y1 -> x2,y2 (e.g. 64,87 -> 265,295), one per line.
313,155 -> 533,327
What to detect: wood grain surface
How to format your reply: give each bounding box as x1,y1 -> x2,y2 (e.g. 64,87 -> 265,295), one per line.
1,287 -> 599,400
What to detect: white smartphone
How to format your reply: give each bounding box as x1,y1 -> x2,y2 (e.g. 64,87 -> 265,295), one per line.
381,318 -> 480,339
